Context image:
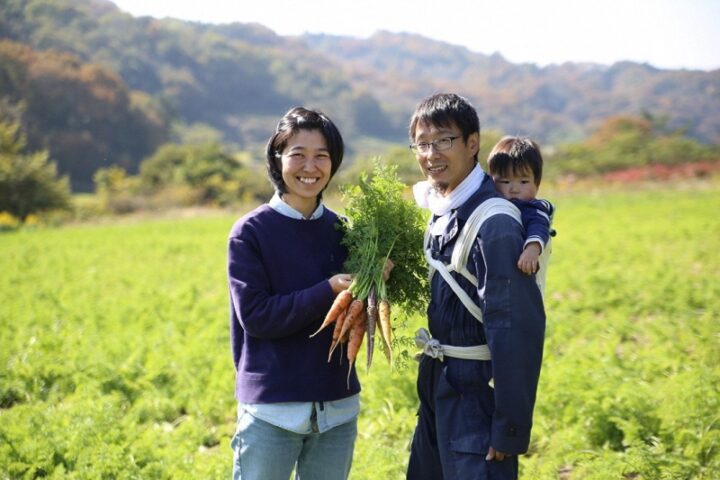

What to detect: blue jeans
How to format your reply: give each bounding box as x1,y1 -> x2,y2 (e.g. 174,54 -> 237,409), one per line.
231,408 -> 357,480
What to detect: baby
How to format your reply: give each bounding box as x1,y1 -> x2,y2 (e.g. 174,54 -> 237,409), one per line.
487,136 -> 555,294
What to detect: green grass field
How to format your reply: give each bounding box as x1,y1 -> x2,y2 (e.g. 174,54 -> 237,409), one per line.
1,183 -> 719,479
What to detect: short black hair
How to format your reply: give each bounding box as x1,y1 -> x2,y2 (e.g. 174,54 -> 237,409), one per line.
487,136 -> 544,186
265,106 -> 344,195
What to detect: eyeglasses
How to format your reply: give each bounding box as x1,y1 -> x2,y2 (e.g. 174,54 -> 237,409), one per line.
409,136 -> 461,154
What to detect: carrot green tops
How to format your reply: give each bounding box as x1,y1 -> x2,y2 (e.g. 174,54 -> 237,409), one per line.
228,204 -> 358,403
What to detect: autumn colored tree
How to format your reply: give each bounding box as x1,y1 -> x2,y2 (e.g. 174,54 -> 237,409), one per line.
0,40 -> 168,191
546,114 -> 720,178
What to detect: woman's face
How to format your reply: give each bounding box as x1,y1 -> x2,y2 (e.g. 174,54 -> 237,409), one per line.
279,128 -> 332,216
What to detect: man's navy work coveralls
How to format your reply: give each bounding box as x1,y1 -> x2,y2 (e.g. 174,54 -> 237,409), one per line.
407,175 -> 546,480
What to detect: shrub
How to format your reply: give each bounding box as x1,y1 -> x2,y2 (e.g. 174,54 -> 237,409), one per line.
0,121 -> 72,221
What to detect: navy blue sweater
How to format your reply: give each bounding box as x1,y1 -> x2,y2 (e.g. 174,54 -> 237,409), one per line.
228,204 -> 360,403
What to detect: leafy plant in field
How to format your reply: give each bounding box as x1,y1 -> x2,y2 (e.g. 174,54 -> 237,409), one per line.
2,185 -> 720,479
311,160 -> 429,375
324,160 -> 429,372
340,160 -> 429,314
0,121 -> 71,221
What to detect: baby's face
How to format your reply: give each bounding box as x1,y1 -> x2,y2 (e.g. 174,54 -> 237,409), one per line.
493,168 -> 538,202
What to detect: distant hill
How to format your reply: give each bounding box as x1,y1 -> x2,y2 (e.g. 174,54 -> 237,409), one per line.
302,31 -> 720,145
1,0 -> 718,190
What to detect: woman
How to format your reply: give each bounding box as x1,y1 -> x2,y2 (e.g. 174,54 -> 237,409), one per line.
228,107 -> 358,480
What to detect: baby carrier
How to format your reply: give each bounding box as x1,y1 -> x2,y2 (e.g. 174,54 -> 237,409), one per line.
416,197 -> 549,362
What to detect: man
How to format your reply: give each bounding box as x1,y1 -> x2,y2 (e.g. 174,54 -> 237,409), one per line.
406,93 -> 545,480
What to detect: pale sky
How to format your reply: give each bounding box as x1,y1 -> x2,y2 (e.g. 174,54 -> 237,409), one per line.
111,0 -> 719,71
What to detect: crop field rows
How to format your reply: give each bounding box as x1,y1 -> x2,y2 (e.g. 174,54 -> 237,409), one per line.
1,184 -> 719,479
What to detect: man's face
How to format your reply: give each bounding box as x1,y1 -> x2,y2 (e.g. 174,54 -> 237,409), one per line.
413,121 -> 478,196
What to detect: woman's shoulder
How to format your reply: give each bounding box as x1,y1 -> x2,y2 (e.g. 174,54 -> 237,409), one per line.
228,204 -> 277,238
320,207 -> 349,234
321,205 -> 342,221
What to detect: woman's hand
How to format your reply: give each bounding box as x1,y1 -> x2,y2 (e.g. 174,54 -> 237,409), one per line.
329,273 -> 353,295
330,260 -> 392,296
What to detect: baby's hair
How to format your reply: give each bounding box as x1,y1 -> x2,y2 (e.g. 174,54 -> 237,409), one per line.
487,136 -> 543,186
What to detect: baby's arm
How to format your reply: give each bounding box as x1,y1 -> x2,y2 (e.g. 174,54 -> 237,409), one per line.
516,198 -> 554,274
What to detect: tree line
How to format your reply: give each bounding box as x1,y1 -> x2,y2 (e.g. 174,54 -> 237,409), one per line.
1,0 -> 719,224
2,110 -> 718,225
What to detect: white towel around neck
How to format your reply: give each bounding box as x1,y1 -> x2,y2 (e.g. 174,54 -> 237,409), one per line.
413,164 -> 485,217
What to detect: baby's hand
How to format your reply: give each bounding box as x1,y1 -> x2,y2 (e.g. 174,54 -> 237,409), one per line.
518,243 -> 541,275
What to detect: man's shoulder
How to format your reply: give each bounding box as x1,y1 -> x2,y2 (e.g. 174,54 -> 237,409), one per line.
458,175 -> 501,215
477,207 -> 525,241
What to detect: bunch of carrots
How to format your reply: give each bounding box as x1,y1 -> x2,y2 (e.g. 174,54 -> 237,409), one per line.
309,280 -> 392,387
310,161 -> 429,386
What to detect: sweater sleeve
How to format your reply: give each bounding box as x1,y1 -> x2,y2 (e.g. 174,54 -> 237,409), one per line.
476,214 -> 546,454
516,199 -> 553,251
228,234 -> 335,340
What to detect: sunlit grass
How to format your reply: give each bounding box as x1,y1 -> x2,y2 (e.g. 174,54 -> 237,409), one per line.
1,182 -> 719,478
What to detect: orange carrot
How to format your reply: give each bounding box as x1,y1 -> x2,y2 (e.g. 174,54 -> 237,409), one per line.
346,310 -> 366,364
339,324 -> 352,344
337,319 -> 352,364
337,299 -> 364,339
309,289 -> 353,338
326,307 -> 348,362
378,299 -> 392,365
346,310 -> 367,388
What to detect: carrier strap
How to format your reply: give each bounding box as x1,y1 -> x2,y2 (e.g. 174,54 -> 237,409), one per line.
414,328 -> 491,361
425,197 -> 522,322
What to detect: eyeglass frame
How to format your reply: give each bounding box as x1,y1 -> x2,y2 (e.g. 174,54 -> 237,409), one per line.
409,135 -> 462,154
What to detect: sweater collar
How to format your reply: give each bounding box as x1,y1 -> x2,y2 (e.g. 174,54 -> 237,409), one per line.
269,193 -> 325,220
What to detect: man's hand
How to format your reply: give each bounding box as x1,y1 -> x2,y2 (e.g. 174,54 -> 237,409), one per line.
382,258 -> 395,282
486,446 -> 511,461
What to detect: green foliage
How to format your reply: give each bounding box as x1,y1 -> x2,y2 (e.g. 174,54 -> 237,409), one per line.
546,114 -> 720,178
137,142 -> 273,206
2,0 -> 718,199
339,160 -> 429,313
337,146 -> 425,188
1,183 -> 719,478
1,217 -> 234,477
90,143 -> 274,214
521,185 -> 720,479
0,121 -> 71,220
93,165 -> 142,214
0,39 -> 169,191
